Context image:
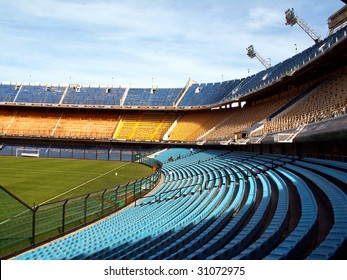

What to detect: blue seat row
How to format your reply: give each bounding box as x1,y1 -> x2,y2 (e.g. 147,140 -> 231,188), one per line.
124,88 -> 182,107
187,165 -> 256,259
303,157 -> 347,171
165,167 -> 239,259
265,167 -> 318,259
234,169 -> 289,259
16,85 -> 64,104
207,171 -> 272,259
285,164 -> 347,260
297,160 -> 347,182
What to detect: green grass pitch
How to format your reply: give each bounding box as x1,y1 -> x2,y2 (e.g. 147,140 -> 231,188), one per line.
0,156 -> 153,207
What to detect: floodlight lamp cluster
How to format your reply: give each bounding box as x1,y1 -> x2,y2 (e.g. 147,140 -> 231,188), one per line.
285,8 -> 297,26
246,45 -> 271,69
246,45 -> 256,59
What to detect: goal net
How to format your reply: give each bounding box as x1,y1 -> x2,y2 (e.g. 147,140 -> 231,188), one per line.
15,148 -> 40,158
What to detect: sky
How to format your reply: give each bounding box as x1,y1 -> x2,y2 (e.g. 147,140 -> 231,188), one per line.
0,0 -> 345,88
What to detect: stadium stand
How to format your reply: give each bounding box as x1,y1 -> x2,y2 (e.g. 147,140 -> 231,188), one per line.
124,88 -> 183,107
203,92 -> 302,142
0,107 -> 120,139
264,167 -> 318,260
0,84 -> 20,102
15,85 -> 65,104
259,72 -> 347,135
0,107 -> 60,137
114,112 -> 177,141
177,80 -> 242,107
53,110 -> 120,139
4,65 -> 344,143
167,110 -> 233,141
62,86 -> 125,106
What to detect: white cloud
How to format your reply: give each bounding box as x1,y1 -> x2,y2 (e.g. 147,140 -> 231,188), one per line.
0,0 -> 344,87
246,7 -> 284,31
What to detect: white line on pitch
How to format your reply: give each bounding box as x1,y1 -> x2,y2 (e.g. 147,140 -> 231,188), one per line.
0,219 -> 10,225
0,163 -> 130,225
39,162 -> 130,205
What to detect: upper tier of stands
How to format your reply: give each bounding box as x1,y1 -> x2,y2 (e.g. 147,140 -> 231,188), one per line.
0,85 -> 18,102
124,88 -> 183,107
16,85 -> 65,104
1,25 -> 346,108
63,86 -> 125,106
178,80 -> 243,107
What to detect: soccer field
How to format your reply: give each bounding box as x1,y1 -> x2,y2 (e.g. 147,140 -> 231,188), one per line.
0,156 -> 153,206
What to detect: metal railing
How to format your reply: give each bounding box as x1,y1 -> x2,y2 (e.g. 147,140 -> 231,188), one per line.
0,157 -> 162,259
134,175 -> 229,207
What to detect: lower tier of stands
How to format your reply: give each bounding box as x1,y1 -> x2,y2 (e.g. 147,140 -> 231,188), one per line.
13,149 -> 347,260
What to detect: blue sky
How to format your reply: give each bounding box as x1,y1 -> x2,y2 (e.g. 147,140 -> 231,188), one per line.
0,0 -> 344,87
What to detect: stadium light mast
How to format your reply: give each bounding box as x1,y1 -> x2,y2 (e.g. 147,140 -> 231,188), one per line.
285,8 -> 321,43
246,45 -> 271,69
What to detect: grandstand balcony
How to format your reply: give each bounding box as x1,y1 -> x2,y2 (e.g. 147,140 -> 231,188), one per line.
62,86 -> 125,106
0,84 -> 19,103
15,85 -> 65,104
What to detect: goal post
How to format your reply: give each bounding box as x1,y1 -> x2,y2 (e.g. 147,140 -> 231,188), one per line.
15,148 -> 40,158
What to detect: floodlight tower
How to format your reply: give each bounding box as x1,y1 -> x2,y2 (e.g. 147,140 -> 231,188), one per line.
285,8 -> 321,43
246,45 -> 271,69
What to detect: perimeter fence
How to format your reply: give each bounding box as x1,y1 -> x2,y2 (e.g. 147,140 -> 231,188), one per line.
0,157 -> 162,259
